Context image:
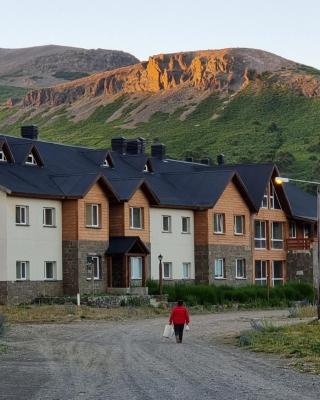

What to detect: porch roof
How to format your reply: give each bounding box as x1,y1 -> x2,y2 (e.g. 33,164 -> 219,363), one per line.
106,236 -> 150,255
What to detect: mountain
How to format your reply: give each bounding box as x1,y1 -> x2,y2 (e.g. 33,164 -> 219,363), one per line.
0,44 -> 139,102
1,47 -> 320,185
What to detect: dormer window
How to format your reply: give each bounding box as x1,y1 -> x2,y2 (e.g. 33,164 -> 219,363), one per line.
100,153 -> 113,168
0,150 -> 7,162
143,164 -> 150,172
102,158 -> 110,167
143,159 -> 153,173
25,153 -> 37,165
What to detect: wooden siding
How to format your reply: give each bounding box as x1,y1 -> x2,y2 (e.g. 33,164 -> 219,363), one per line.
194,210 -> 209,245
124,188 -> 150,242
208,181 -> 251,246
62,183 -> 109,241
109,204 -> 125,236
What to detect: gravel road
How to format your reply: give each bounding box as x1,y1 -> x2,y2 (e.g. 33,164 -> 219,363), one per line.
0,309 -> 319,400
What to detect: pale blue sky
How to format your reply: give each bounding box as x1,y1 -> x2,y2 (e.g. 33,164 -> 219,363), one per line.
1,0 -> 319,67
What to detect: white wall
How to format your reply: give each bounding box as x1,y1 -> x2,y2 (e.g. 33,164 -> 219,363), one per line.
150,208 -> 195,280
4,196 -> 62,281
0,191 -> 7,280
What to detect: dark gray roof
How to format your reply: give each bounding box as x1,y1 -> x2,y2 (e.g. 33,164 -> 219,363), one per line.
106,236 -> 150,255
283,183 -> 317,222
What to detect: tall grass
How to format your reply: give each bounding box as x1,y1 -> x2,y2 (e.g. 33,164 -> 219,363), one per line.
147,281 -> 314,307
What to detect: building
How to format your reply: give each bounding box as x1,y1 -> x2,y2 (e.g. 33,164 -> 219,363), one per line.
0,128 -> 317,304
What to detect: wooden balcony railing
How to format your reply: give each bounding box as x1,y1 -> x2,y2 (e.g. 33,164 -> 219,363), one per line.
286,238 -> 312,251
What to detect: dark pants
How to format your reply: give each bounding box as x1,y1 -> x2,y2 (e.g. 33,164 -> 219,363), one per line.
174,324 -> 184,342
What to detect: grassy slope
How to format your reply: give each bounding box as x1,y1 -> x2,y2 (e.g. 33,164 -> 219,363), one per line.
0,85 -> 29,103
1,84 -> 320,181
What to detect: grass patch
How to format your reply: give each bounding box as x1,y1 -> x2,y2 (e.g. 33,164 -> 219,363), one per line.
147,281 -> 314,307
0,304 -> 168,324
239,321 -> 320,374
0,85 -> 28,103
53,71 -> 90,80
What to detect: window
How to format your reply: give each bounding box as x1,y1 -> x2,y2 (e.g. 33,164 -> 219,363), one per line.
44,261 -> 57,280
25,152 -> 37,165
213,213 -> 225,234
87,256 -> 101,280
261,188 -> 268,208
234,215 -> 245,235
43,207 -> 56,227
130,207 -> 143,229
15,205 -> 29,225
303,223 -> 312,239
255,260 -> 267,285
0,150 -> 7,162
130,257 -> 142,279
85,204 -> 100,228
236,259 -> 246,279
162,215 -> 172,233
272,261 -> 284,286
214,258 -> 225,279
271,222 -> 283,249
289,222 -> 297,239
182,262 -> 191,279
254,220 -> 266,249
270,183 -> 281,209
163,262 -> 172,279
16,261 -> 30,280
102,158 -> 110,167
182,217 -> 191,233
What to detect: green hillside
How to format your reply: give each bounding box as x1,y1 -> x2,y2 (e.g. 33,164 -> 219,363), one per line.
0,85 -> 29,104
1,84 -> 320,186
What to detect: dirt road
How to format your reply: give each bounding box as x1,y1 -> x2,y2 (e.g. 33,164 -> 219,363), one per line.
0,309 -> 319,400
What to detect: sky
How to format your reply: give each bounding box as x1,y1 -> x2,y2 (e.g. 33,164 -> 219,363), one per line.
1,0 -> 320,67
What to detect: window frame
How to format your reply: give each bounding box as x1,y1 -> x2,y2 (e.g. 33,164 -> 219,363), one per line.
213,213 -> 225,234
25,152 -> 37,165
16,261 -> 29,281
182,262 -> 191,279
44,261 -> 57,281
270,183 -> 281,210
271,222 -> 284,250
254,260 -> 267,286
235,258 -> 247,279
181,216 -> 191,234
289,222 -> 297,239
162,215 -> 172,233
254,220 -> 267,249
0,150 -> 7,162
261,188 -> 268,208
130,256 -> 142,280
163,262 -> 172,280
303,223 -> 312,239
85,203 -> 101,228
271,260 -> 284,287
43,207 -> 56,227
129,207 -> 143,229
234,215 -> 245,235
86,255 -> 102,280
214,258 -> 226,279
15,205 -> 29,226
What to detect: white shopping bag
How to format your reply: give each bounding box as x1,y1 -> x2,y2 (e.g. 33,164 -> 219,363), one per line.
185,324 -> 190,332
163,324 -> 174,338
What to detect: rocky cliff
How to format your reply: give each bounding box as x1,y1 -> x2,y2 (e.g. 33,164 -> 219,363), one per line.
21,48 -> 320,109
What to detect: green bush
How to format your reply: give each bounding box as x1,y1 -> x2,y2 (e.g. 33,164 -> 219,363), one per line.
146,281 -> 314,307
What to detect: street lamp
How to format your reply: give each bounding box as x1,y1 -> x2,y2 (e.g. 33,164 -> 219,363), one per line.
275,176 -> 320,320
158,254 -> 163,296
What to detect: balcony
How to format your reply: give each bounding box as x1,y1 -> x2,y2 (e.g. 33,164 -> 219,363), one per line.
286,238 -> 312,251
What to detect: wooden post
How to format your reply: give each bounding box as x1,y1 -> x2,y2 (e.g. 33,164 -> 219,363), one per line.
142,256 -> 146,287
127,256 -> 131,288
108,257 -> 113,288
123,255 -> 127,288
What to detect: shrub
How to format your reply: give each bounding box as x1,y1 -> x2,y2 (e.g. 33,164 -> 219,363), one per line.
0,314 -> 5,336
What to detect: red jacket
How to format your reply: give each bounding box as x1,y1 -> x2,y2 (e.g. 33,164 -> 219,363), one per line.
169,305 -> 190,325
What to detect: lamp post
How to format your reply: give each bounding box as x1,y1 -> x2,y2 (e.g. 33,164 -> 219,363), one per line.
275,176 -> 320,320
158,254 -> 163,296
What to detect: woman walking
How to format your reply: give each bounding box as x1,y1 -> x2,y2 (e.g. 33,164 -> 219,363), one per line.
169,300 -> 190,343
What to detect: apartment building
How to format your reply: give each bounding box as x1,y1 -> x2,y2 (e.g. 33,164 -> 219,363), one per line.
0,127 -> 317,304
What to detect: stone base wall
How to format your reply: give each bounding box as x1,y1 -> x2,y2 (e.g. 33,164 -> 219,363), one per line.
195,244 -> 253,285
63,240 -> 79,295
0,282 -> 8,305
1,281 -> 63,305
287,249 -> 314,284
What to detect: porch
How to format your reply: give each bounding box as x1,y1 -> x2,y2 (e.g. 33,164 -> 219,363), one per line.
286,238 -> 313,251
106,236 -> 149,294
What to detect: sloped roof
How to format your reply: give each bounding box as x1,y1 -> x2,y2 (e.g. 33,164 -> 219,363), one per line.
106,236 -> 150,255
283,183 -> 317,222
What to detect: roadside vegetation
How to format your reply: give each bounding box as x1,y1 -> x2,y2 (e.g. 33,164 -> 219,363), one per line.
147,281 -> 315,308
239,319 -> 320,374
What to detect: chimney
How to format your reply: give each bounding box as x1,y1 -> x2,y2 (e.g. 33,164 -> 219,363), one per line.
21,125 -> 39,140
126,139 -> 143,155
137,137 -> 146,154
185,156 -> 193,163
151,143 -> 166,159
200,157 -> 211,165
111,137 -> 127,154
217,154 -> 225,165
